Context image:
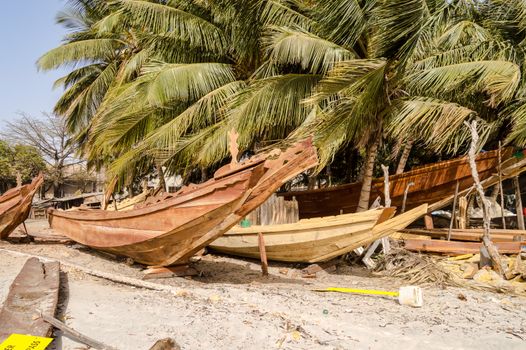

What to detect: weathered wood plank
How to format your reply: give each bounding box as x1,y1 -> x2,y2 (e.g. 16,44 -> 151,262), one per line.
0,257 -> 60,341
404,239 -> 526,255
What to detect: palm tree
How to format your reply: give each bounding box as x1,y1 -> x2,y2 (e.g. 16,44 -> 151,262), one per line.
41,0 -> 525,208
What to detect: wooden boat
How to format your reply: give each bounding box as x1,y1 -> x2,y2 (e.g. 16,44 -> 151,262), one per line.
48,139 -> 318,266
0,257 -> 60,341
210,204 -> 427,263
49,165 -> 264,266
282,148 -> 515,219
0,174 -> 44,239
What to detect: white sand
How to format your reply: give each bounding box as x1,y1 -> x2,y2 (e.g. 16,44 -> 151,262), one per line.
1,231 -> 526,349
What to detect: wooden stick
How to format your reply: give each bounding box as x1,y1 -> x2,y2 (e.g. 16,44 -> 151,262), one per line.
41,313 -> 118,350
380,165 -> 391,254
464,120 -> 504,276
448,181 -> 460,241
22,221 -> 29,235
513,176 -> 525,232
258,232 -> 269,276
401,182 -> 414,213
498,142 -> 506,229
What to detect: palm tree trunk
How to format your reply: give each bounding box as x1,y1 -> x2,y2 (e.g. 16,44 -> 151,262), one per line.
357,139 -> 380,212
396,139 -> 413,174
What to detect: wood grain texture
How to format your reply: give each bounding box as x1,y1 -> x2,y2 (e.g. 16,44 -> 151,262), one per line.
0,174 -> 44,239
396,228 -> 526,242
0,257 -> 60,341
48,140 -> 318,266
210,205 -> 427,263
282,148 -> 515,219
404,239 -> 526,254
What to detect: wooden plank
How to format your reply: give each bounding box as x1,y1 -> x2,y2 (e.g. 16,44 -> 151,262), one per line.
258,232 -> 269,276
0,257 -> 60,341
514,176 -> 525,231
404,239 -> 526,255
398,228 -> 526,242
424,214 -> 434,229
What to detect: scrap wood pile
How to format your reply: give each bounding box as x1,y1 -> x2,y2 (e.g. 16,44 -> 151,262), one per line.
374,247 -> 526,296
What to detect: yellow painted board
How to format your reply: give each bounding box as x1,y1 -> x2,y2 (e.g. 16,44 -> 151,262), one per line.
0,334 -> 53,350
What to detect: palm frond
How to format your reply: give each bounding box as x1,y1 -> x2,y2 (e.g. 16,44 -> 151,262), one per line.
117,0 -> 227,54
405,60 -> 521,107
437,20 -> 492,50
369,0 -> 431,58
262,26 -> 355,75
315,0 -> 368,49
37,38 -> 123,70
505,100 -> 526,147
140,62 -> 237,106
388,97 -> 495,153
261,0 -> 315,30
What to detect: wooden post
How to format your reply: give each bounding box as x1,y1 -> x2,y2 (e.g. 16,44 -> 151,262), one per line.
465,120 -> 504,276
498,142 -> 506,229
448,181 -> 460,241
513,176 -> 525,232
380,165 -> 391,254
401,182 -> 414,213
458,196 -> 468,229
258,232 -> 269,276
424,214 -> 434,229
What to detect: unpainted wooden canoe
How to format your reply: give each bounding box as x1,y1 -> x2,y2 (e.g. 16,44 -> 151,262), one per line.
49,165 -> 264,266
0,174 -> 44,239
210,204 -> 428,263
282,148 -> 515,218
48,139 -> 319,266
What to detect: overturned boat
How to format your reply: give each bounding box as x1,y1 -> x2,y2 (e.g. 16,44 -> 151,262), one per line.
0,174 -> 44,239
282,148 -> 516,219
48,139 -> 318,266
210,204 -> 427,263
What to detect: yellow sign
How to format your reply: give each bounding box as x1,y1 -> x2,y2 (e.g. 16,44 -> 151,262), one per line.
0,334 -> 53,350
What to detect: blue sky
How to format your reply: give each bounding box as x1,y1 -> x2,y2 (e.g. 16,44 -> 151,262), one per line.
0,1 -> 68,124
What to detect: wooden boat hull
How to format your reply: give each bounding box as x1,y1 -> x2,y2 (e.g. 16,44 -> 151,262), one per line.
48,140 -> 319,266
0,174 -> 44,239
210,205 -> 427,263
49,166 -> 262,266
282,149 -> 513,219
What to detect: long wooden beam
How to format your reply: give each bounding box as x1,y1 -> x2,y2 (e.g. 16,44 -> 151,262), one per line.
397,228 -> 526,242
404,239 -> 526,255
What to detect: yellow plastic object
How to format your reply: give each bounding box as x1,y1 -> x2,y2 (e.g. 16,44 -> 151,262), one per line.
318,286 -> 424,307
0,334 -> 53,350
322,287 -> 399,297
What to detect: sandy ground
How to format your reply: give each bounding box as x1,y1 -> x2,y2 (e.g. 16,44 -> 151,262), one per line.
1,221 -> 526,349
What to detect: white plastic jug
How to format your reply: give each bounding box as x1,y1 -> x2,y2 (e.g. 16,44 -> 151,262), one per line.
398,286 -> 423,307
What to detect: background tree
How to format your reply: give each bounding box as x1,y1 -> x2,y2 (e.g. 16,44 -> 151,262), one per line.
1,113 -> 82,197
0,140 -> 46,193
